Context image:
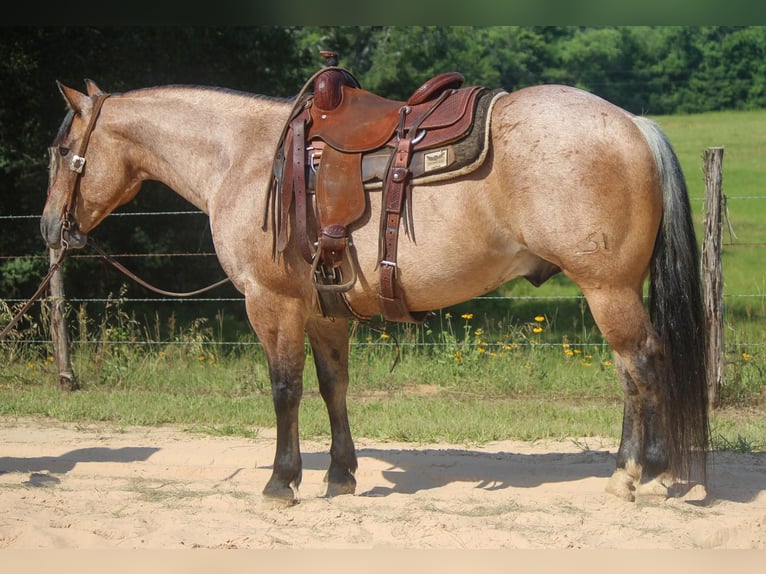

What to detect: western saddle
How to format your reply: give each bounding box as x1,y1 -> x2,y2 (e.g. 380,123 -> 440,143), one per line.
269,52 -> 499,323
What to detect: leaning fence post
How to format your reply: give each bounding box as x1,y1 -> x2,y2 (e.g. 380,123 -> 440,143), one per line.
702,147 -> 724,410
49,248 -> 78,391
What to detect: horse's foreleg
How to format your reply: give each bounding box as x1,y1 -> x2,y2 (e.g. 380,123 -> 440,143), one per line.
247,294 -> 307,504
306,317 -> 357,497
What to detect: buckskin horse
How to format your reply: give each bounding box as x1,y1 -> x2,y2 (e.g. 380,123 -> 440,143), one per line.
40,67 -> 709,504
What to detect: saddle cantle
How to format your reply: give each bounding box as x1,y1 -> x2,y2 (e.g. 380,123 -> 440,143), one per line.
268,52 -> 503,323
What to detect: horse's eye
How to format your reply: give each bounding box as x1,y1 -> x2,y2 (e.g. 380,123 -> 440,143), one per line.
59,146 -> 70,156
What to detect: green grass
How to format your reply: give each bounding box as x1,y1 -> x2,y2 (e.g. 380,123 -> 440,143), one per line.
1,336 -> 764,451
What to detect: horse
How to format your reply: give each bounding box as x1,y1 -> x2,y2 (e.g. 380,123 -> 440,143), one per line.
40,76 -> 709,504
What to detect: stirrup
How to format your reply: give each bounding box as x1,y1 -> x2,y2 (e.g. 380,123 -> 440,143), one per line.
311,241 -> 358,293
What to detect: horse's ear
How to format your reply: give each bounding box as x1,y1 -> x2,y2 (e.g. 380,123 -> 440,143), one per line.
57,80 -> 90,114
84,78 -> 104,97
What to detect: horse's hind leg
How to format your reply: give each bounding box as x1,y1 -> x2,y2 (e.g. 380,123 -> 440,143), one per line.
609,352 -> 673,500
306,317 -> 357,497
581,287 -> 671,501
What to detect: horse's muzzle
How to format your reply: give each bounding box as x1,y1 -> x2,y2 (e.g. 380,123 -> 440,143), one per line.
40,214 -> 88,250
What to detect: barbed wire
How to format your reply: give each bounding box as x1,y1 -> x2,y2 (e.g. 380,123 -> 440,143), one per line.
9,338 -> 766,351
3,195 -> 766,221
2,204 -> 764,357
4,293 -> 765,304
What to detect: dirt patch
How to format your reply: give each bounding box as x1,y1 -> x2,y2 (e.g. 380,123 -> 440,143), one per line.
1,417 -> 764,549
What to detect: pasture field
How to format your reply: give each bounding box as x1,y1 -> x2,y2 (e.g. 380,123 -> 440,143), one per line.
1,108 -> 765,452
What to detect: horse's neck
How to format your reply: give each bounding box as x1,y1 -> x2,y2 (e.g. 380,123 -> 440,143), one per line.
110,88 -> 290,212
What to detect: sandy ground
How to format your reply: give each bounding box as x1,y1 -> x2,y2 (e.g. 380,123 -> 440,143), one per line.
1,416 -> 765,551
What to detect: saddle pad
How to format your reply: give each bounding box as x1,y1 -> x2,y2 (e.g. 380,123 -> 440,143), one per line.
362,88 -> 506,188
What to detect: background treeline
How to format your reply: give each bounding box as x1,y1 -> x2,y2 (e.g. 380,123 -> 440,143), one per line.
2,26 -> 765,322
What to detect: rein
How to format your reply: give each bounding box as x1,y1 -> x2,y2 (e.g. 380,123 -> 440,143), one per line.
0,238 -> 231,341
0,249 -> 68,340
86,237 -> 231,297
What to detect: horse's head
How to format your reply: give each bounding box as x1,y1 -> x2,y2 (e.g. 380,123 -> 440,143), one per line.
41,80 -> 142,249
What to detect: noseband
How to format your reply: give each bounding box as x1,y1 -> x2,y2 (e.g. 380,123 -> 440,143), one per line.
55,91 -> 111,247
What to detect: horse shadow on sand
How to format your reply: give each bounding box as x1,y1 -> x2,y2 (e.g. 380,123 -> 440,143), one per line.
301,446 -> 766,505
302,446 -> 615,495
0,447 -> 160,487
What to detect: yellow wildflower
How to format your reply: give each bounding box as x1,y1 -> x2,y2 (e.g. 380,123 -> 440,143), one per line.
461,313 -> 473,320
534,315 -> 545,322
532,327 -> 543,334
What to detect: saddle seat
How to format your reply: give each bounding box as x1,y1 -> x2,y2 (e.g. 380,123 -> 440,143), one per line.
309,71 -> 468,153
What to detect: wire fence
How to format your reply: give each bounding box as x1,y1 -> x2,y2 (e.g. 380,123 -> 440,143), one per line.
2,195 -> 765,352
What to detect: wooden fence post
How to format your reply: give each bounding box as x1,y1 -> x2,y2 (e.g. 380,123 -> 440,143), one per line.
49,248 -> 78,391
702,147 -> 724,410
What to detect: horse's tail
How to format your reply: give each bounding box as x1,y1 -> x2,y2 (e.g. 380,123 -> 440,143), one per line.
632,115 -> 710,485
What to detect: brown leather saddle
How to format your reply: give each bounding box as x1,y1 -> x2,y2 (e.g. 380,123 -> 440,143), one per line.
269,53 -> 497,323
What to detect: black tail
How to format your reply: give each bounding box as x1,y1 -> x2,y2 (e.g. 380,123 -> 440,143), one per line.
633,115 -> 709,484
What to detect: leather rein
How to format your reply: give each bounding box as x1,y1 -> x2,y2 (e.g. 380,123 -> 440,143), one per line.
0,91 -> 230,341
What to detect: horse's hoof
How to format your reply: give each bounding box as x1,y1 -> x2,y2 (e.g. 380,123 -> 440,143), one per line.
636,474 -> 671,499
324,469 -> 357,497
674,482 -> 708,502
262,481 -> 297,506
605,468 -> 637,502
325,479 -> 356,497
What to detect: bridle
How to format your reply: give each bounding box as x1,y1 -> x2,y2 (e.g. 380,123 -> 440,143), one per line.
54,91 -> 111,247
1,92 -> 112,340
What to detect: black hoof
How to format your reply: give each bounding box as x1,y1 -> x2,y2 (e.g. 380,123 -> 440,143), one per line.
324,468 -> 356,497
262,480 -> 297,506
